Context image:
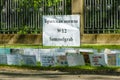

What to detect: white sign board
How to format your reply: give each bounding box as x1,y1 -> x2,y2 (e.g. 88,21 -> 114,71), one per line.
55,55 -> 68,66
0,54 -> 7,64
116,53 -> 120,66
40,55 -> 55,66
7,54 -> 21,65
107,54 -> 116,66
43,15 -> 80,46
66,53 -> 85,66
21,55 -> 36,66
0,48 -> 10,54
89,54 -> 107,66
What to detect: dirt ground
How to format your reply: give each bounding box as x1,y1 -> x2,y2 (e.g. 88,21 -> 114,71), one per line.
0,68 -> 120,80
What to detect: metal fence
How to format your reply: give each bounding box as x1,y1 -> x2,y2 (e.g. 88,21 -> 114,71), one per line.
84,0 -> 120,34
0,0 -> 71,34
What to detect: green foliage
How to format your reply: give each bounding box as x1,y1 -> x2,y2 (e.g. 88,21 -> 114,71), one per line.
1,44 -> 120,50
36,62 -> 41,66
115,29 -> 120,33
0,64 -> 120,74
17,25 -> 42,34
17,25 -> 30,34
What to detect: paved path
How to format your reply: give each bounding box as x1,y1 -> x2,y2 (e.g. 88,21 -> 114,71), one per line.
0,69 -> 120,80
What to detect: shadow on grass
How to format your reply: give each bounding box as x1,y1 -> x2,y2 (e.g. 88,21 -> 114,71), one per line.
0,65 -> 120,76
58,66 -> 120,76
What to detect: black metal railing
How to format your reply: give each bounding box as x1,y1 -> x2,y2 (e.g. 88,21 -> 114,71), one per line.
0,0 -> 71,34
84,0 -> 120,34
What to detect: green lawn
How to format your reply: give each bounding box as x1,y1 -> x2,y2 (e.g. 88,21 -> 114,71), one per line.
0,44 -> 120,50
0,64 -> 120,74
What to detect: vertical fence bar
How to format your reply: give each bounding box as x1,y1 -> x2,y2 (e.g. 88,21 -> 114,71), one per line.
110,0 -> 113,32
94,0 -> 95,33
100,0 -> 103,33
102,0 -> 104,33
9,0 -> 11,33
90,0 -> 92,33
117,1 -> 119,29
6,1 -> 9,31
17,0 -> 18,33
64,0 -> 66,15
0,0 -> 1,33
98,0 -> 100,33
113,0 -> 115,33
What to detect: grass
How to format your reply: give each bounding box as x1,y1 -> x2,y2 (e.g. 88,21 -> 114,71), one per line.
0,44 -> 120,50
0,64 -> 118,70
0,64 -> 120,72
82,44 -> 120,49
